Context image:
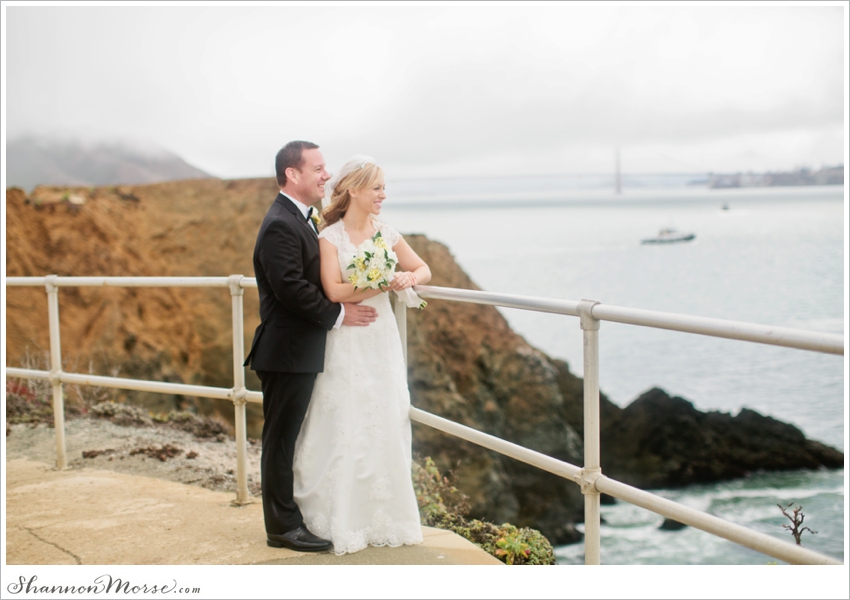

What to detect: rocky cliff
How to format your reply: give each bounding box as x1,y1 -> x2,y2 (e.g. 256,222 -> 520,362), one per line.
5,180 -> 843,546
596,387 -> 844,488
402,235 -> 585,542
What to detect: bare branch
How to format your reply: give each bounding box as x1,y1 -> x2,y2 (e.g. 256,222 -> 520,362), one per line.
777,503 -> 818,546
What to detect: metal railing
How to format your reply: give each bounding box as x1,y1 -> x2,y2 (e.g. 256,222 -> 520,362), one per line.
4,275 -> 844,565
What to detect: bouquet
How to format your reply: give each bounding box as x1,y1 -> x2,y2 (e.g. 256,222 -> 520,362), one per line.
347,232 -> 427,309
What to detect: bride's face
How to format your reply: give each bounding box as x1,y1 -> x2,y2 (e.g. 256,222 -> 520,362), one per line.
350,178 -> 386,215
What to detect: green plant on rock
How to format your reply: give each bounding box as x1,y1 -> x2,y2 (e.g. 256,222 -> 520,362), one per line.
411,455 -> 470,518
412,457 -> 555,565
495,532 -> 531,565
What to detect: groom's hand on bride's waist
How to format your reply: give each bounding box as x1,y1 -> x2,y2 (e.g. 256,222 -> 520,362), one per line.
341,302 -> 378,327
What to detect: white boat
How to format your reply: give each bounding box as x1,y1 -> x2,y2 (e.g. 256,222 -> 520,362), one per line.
641,228 -> 696,244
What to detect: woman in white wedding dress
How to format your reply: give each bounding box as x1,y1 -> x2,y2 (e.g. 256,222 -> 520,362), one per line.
292,156 -> 431,555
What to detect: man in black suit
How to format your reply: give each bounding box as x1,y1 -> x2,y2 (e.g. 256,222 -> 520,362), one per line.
245,140 -> 377,551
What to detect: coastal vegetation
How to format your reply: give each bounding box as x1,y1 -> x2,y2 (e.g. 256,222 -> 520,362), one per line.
412,456 -> 555,565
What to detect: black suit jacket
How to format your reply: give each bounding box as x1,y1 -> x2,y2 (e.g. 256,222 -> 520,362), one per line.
245,193 -> 341,373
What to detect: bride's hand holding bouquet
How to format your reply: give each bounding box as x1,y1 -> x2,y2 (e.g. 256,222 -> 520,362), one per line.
347,232 -> 427,309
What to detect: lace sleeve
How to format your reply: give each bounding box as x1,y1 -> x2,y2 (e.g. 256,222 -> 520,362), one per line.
318,221 -> 345,247
377,221 -> 403,248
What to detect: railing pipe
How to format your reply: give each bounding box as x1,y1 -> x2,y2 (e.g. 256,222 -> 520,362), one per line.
409,407 -> 582,482
45,275 -> 67,469
5,277 -> 47,286
10,277 -> 844,355
5,368 -> 52,381
245,390 -> 263,404
8,276 -> 231,288
228,276 -> 251,505
415,285 -> 843,355
6,368 -> 234,400
415,284 -> 581,316
594,476 -> 842,565
6,276 -> 260,289
578,300 -> 602,565
589,304 -> 843,355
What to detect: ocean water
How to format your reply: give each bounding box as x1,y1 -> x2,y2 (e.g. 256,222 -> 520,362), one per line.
380,182 -> 847,565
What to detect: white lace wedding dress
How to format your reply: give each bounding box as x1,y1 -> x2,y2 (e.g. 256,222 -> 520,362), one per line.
292,217 -> 424,555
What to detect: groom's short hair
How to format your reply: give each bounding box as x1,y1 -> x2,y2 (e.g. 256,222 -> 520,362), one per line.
276,141 -> 319,187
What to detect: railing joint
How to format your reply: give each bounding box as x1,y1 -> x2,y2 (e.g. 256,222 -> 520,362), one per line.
227,274 -> 245,296
229,387 -> 249,406
45,274 -> 59,293
578,299 -> 600,330
576,467 -> 602,495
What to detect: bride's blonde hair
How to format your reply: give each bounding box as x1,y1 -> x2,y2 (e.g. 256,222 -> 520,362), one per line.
321,162 -> 384,229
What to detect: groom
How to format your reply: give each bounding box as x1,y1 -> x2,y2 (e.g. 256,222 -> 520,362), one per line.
245,140 -> 377,551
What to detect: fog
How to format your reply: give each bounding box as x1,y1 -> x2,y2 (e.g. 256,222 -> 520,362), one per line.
3,4 -> 845,179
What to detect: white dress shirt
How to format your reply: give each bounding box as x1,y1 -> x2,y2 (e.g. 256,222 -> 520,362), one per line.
280,192 -> 345,329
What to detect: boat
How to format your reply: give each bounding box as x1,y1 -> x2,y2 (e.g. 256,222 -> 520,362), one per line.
641,228 -> 696,244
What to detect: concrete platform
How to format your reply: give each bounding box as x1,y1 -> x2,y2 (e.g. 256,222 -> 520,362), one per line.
4,458 -> 502,566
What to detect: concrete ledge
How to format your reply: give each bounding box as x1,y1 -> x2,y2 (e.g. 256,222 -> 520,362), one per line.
4,458 -> 502,566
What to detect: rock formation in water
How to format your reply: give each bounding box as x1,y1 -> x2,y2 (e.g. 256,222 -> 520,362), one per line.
595,387 -> 844,488
5,179 -> 844,546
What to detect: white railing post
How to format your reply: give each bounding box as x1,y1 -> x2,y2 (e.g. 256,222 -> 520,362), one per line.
228,275 -> 251,505
45,275 -> 67,469
578,299 -> 602,565
393,293 -> 408,369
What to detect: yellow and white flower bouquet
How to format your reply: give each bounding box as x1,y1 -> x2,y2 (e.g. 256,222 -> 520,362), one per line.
347,232 -> 427,309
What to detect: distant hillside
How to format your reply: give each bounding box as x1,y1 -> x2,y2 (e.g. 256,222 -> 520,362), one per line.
6,136 -> 215,190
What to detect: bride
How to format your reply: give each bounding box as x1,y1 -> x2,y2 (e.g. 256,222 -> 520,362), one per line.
292,156 -> 431,555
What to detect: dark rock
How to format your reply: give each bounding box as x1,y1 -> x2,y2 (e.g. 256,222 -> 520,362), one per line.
82,448 -> 116,459
659,518 -> 688,531
595,388 -> 843,488
129,444 -> 182,462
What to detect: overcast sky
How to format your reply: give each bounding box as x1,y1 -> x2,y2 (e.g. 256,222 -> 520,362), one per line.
3,3 -> 846,179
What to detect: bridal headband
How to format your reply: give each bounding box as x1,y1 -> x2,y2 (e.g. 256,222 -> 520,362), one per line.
322,155 -> 376,208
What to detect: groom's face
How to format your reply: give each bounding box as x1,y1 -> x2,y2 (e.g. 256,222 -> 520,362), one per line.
289,149 -> 330,204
